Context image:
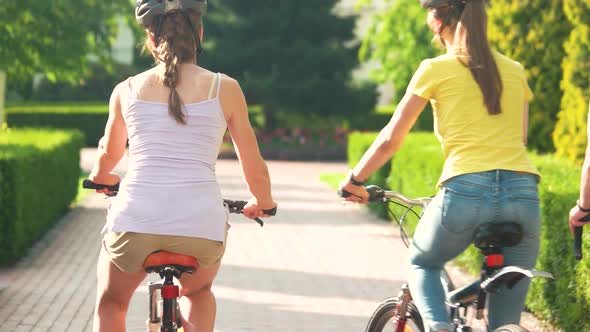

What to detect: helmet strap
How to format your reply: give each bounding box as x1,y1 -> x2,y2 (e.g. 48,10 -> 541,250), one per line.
181,12 -> 203,62
154,16 -> 164,48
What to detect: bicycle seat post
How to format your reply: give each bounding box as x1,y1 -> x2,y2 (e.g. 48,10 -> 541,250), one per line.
160,267 -> 181,331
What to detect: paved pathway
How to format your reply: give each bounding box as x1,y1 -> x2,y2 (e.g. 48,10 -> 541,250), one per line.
0,150 -> 552,331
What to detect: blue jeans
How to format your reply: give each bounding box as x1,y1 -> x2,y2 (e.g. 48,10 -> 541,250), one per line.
408,170 -> 541,331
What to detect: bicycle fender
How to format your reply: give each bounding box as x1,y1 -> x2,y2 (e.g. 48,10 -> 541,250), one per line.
481,266 -> 554,292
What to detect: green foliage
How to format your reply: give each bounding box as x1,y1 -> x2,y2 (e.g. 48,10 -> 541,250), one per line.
0,1 -> 133,84
347,132 -> 391,217
526,154 -> 589,331
553,1 -> 590,163
6,104 -> 109,146
202,0 -> 376,129
30,63 -> 139,102
488,0 -> 571,152
349,132 -> 590,330
319,173 -> 347,190
357,0 -> 438,131
0,128 -> 84,266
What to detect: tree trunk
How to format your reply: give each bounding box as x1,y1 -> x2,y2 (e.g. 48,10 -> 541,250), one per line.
0,71 -> 5,127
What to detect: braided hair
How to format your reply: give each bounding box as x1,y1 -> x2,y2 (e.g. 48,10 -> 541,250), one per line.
145,11 -> 202,124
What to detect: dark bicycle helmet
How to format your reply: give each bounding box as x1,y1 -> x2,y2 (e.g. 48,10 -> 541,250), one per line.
420,0 -> 453,8
135,0 -> 207,27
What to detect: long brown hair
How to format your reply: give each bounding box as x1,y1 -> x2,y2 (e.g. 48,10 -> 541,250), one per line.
432,0 -> 502,115
145,10 -> 203,124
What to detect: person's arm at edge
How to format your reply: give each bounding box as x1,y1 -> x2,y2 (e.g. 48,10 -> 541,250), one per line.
570,101 -> 590,232
89,82 -> 128,193
221,75 -> 276,217
523,101 -> 529,146
339,93 -> 428,203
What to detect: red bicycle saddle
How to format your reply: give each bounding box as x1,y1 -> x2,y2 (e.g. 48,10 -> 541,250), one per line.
143,251 -> 199,273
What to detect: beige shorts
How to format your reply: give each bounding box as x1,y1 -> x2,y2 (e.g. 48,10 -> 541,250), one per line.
103,226 -> 229,273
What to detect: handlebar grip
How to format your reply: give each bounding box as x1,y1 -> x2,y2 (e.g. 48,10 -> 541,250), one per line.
262,207 -> 277,216
339,190 -> 352,198
82,179 -> 120,192
574,227 -> 583,261
574,214 -> 590,261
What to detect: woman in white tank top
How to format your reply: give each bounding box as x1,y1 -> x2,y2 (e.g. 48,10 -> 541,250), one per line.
88,1 -> 276,331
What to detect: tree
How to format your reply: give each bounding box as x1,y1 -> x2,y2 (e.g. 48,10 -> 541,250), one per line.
488,0 -> 571,152
0,1 -> 132,84
201,0 -> 376,130
357,0 -> 439,131
553,1 -> 590,163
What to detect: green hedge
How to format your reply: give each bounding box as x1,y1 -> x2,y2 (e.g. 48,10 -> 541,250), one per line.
347,131 -> 590,331
0,128 -> 84,265
6,103 -> 108,147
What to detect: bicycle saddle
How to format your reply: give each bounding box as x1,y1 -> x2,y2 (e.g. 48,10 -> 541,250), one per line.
143,251 -> 199,274
473,222 -> 523,249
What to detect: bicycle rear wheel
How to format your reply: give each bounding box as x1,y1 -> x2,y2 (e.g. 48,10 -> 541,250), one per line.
493,324 -> 529,332
365,297 -> 424,332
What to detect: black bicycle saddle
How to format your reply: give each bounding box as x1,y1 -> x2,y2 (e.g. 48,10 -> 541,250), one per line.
473,222 -> 523,249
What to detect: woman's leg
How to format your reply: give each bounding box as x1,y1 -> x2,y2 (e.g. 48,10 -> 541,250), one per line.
177,262 -> 221,332
93,247 -> 146,332
487,180 -> 541,330
409,186 -> 485,332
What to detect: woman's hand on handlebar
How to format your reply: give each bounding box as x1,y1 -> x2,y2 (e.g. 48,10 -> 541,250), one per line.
89,171 -> 121,195
243,197 -> 277,219
569,204 -> 590,234
339,179 -> 369,204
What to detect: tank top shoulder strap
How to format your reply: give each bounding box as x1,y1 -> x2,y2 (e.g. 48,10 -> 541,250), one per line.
206,73 -> 218,100
215,72 -> 222,98
126,76 -> 135,102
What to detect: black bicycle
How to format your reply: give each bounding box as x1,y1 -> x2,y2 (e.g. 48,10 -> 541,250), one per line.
83,180 -> 276,332
342,185 -> 553,332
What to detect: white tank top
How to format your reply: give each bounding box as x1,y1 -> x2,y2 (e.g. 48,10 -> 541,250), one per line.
105,73 -> 228,242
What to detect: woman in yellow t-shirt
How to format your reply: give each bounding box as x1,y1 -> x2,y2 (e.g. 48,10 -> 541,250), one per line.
339,0 -> 540,331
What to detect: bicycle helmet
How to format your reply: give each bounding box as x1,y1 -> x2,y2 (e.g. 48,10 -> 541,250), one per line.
135,0 -> 207,27
136,0 -> 207,54
420,0 -> 454,8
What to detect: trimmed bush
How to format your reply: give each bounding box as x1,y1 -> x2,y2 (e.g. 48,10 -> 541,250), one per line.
6,103 -> 108,147
553,1 -> 590,164
0,128 -> 84,265
526,154 -> 589,330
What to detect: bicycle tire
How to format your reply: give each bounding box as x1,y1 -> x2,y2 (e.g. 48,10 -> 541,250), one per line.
365,297 -> 424,332
493,324 -> 529,332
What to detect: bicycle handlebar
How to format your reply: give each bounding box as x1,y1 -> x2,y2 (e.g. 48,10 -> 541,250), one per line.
574,214 -> 590,261
341,185 -> 432,208
82,180 -> 276,227
83,179 -> 120,193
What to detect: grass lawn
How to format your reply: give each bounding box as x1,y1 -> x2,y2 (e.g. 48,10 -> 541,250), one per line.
319,173 -> 346,190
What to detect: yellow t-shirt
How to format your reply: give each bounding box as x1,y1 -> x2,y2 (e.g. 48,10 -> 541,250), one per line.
407,51 -> 539,186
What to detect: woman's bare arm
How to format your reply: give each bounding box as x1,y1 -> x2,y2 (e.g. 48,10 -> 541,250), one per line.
340,93 -> 428,203
523,101 -> 529,146
89,82 -> 128,187
220,76 -> 275,210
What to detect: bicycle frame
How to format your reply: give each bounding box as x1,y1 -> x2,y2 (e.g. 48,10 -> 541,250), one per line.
359,185 -> 554,332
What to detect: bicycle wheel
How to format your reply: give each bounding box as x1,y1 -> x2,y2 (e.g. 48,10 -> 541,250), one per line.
365,297 -> 424,332
493,324 -> 529,332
